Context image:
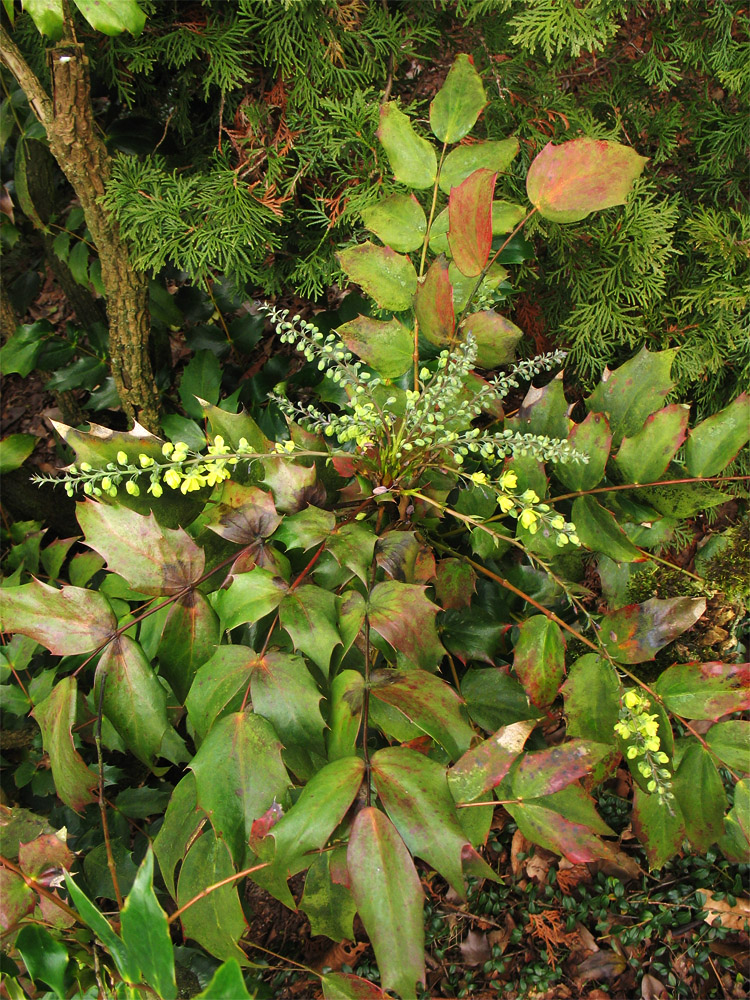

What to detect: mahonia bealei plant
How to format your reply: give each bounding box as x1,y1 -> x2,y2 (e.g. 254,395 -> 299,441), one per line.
615,689 -> 674,806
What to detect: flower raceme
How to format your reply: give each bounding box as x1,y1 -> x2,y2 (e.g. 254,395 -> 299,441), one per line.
615,689 -> 674,805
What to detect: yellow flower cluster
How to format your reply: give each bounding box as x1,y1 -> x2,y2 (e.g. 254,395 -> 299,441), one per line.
465,470 -> 580,547
615,689 -> 674,802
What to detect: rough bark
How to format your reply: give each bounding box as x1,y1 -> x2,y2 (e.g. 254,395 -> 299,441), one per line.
1,280 -> 17,342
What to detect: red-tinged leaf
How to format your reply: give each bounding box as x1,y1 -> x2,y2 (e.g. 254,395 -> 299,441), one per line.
430,54 -> 486,143
631,787 -> 685,869
322,972 -> 388,1000
526,138 -> 648,223
251,651 -> 326,755
214,567 -> 287,631
96,636 -> 188,770
653,661 -> 750,720
674,743 -> 727,852
367,581 -> 445,671
206,484 -> 281,544
614,404 -> 689,484
248,802 -> 284,854
279,585 -> 341,675
157,591 -> 219,704
0,868 -> 35,933
301,847 -> 357,942
153,774 -> 205,899
327,522 -> 376,585
337,242 -> 417,311
512,740 -> 611,799
448,720 -> 535,803
513,615 -> 565,710
347,807 -> 425,1000
338,591 -> 366,655
31,677 -> 96,812
190,711 -> 290,867
18,831 -> 73,880
555,412 -> 611,492
506,798 -> 616,864
600,597 -> 706,664
586,346 -> 677,447
251,757 -> 364,909
327,670 -> 364,761
185,646 -> 255,742
686,392 -> 750,477
439,139 -> 519,194
274,506 -> 335,552
706,721 -> 750,772
360,193 -> 427,253
448,168 -> 495,277
377,103 -> 437,190
572,495 -> 641,563
506,375 -> 569,439
78,501 -> 204,596
0,579 -> 116,655
375,530 -> 420,582
461,309 -> 523,368
370,669 -> 474,759
414,256 -> 455,347
261,456 -> 319,514
435,558 -> 476,610
337,316 -> 413,379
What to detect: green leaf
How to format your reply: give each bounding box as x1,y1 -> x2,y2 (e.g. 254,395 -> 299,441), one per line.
15,924 -> 69,998
73,0 -> 145,35
512,740 -> 611,799
337,316 -> 413,379
0,868 -> 35,934
674,743 -> 727,852
68,239 -> 90,286
154,774 -> 204,899
179,350 -> 222,421
261,456 -> 318,514
185,646 -> 254,742
195,960 -> 252,999
203,401 -> 269,455
614,404 -> 689,484
327,522 -> 377,585
21,0 -> 63,37
513,615 -> 565,710
301,847 -> 357,941
685,393 -> 750,477
252,651 -> 325,755
367,581 -> 444,671
157,592 -> 220,704
653,661 -> 750,719
377,102 -> 437,190
0,579 -> 116,655
360,193 -> 427,253
439,139 -> 519,194
78,502 -> 205,596
347,807 -> 425,1000
0,433 -> 36,474
460,310 -> 523,368
0,322 -> 48,377
215,567 -> 287,630
639,471 -> 732,518
274,506 -> 335,551
84,841 -> 137,901
585,346 -> 677,447
631,787 -> 685,869
370,669 -> 474,759
322,972 -> 388,1000
562,655 -> 622,746
327,670 -> 364,761
177,830 -> 248,964
572,495 -> 641,563
97,636 -> 187,770
279,585 -> 341,675
375,530 -> 420,581
461,666 -> 541,731
448,720 -> 535,803
555,412 -> 611,492
450,260 -> 508,312
31,677 -> 96,812
526,138 -> 648,223
600,597 -> 706,664
448,168 -> 495,277
430,54 -> 486,143
65,874 -> 138,983
492,200 -> 528,233
506,376 -> 569,439
337,242 -> 417,311
435,558 -> 476,610
506,787 -> 616,864
120,849 -> 176,1000
190,711 -> 290,866
706,721 -> 750,772
206,483 -> 281,544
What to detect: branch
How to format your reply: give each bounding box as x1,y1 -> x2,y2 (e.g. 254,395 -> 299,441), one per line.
0,24 -> 53,126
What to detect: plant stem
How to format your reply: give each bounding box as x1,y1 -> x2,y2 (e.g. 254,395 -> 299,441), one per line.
550,474 -> 750,503
167,861 -> 270,924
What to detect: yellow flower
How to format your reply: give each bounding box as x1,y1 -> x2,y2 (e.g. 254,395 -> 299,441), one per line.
164,469 -> 181,490
117,451 -> 128,466
498,470 -> 517,490
470,471 -> 488,485
498,495 -> 515,513
519,508 -> 539,530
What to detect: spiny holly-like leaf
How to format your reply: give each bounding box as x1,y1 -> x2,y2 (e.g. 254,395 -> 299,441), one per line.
190,711 -> 290,867
555,412 -> 611,492
461,666 -> 542,731
202,400 -> 269,455
153,773 -> 205,899
439,139 -> 519,194
338,590 -> 367,655
279,585 -> 341,675
120,849 -> 176,1000
614,404 -> 689,484
177,830 -> 247,964
377,103 -> 437,190
461,310 -> 523,368
338,242 -> 417,311
301,847 -> 357,942
448,720 -> 535,803
600,597 -> 706,664
337,316 -> 413,379
631,787 -> 685,869
327,670 -> 364,761
185,646 -> 255,742
375,530 -> 420,582
572,495 -> 641,563
414,256 -> 455,348
15,924 -> 70,998
506,375 -> 569,440
251,651 -> 326,755
585,346 -> 677,447
73,0 -> 145,36
206,484 -> 281,544
674,743 -> 727,852
448,169 -> 495,277
512,740 -> 611,799
97,637 -> 188,770
157,591 -> 219,704
513,615 -> 565,709
368,581 -> 444,671
435,558 -> 476,610
261,456 -> 318,514
506,786 -> 616,864
326,522 -> 377,585
430,53 -> 486,143
562,655 -> 622,746
370,669 -> 474,758
685,393 -> 750,478
347,807 -> 425,1000
78,501 -> 204,596
252,757 -> 364,909
31,677 -> 96,812
214,567 -> 287,630
18,830 -> 73,879
526,138 -> 648,223
653,661 -> 750,720
706,721 -> 750,772
322,972 -> 388,1000
360,193 -> 427,253
0,579 -> 116,655
450,261 -> 508,312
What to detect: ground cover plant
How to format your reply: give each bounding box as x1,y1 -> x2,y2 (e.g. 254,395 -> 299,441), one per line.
1,54 -> 749,999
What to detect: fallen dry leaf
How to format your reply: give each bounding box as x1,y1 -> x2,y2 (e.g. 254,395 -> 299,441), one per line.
459,929 -> 490,966
313,940 -> 367,973
590,850 -> 644,882
510,828 -> 530,877
641,972 -> 667,999
700,890 -> 750,932
576,948 -> 627,983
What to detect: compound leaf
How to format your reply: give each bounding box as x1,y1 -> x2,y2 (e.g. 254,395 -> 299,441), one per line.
377,103 -> 437,190
338,242 -> 417,311
367,581 -> 444,671
430,53 -> 486,143
600,597 -> 706,664
614,404 -> 689,484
